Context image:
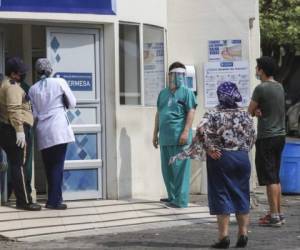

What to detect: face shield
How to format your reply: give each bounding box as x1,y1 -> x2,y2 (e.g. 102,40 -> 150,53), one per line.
168,68 -> 186,89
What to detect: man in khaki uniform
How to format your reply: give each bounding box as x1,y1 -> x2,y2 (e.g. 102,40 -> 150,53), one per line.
0,57 -> 41,211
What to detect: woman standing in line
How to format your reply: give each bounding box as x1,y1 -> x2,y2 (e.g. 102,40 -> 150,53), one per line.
171,82 -> 256,248
29,58 -> 76,210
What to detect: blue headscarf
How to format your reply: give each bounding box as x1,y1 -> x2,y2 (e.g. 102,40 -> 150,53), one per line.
217,81 -> 242,109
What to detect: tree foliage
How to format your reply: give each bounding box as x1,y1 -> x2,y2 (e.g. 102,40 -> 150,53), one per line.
260,0 -> 300,49
260,0 -> 300,83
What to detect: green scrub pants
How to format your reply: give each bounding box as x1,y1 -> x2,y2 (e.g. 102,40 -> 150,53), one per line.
160,145 -> 191,207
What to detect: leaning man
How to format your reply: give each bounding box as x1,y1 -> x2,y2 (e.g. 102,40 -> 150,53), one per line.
0,57 -> 41,211
153,62 -> 197,208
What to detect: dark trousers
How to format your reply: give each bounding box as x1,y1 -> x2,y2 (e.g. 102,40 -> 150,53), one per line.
0,122 -> 32,206
7,127 -> 33,200
41,143 -> 67,206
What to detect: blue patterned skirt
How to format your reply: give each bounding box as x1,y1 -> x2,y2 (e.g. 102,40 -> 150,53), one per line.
206,150 -> 251,215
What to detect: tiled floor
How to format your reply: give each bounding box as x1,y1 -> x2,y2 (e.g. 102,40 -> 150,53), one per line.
0,200 -> 214,241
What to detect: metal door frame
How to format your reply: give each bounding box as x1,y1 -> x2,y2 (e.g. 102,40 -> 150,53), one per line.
46,26 -> 105,200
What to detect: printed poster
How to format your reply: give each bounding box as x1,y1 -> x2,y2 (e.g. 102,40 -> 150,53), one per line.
204,61 -> 250,108
209,40 -> 242,61
144,42 -> 165,106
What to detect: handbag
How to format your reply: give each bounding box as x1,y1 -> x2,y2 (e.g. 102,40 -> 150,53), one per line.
62,93 -> 70,109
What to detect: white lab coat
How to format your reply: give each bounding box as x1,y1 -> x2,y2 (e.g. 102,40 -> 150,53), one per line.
29,77 -> 76,150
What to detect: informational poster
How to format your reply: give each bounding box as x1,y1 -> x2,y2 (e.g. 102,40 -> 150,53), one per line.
144,42 -> 165,106
208,40 -> 242,61
204,61 -> 250,107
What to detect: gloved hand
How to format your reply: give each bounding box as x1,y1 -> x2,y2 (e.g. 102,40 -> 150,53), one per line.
16,132 -> 26,148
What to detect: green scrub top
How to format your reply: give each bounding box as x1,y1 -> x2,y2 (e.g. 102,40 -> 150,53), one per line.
157,85 -> 197,146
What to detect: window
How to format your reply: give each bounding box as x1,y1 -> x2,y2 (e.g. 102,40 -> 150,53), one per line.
143,25 -> 165,106
119,24 -> 141,105
119,23 -> 166,106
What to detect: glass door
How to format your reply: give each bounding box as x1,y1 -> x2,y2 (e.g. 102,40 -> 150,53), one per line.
47,27 -> 103,200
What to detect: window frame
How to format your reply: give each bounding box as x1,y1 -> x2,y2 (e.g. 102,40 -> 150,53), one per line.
119,22 -> 167,107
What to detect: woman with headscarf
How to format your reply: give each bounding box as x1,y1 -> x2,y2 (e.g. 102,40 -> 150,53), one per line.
171,82 -> 255,248
29,58 -> 76,210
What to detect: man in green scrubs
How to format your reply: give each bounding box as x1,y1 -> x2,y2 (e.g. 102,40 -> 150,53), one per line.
153,62 -> 197,208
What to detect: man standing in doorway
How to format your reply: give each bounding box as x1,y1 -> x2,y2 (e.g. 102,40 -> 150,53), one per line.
248,56 -> 286,226
153,62 -> 197,208
0,57 -> 41,211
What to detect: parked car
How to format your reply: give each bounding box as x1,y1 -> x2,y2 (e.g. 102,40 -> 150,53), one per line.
286,102 -> 300,136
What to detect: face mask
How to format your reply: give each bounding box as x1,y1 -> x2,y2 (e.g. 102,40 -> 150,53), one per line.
175,73 -> 185,87
168,69 -> 186,89
255,73 -> 261,81
19,73 -> 26,82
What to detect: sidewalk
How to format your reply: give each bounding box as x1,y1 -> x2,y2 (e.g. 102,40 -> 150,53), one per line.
0,198 -> 215,241
0,190 -> 299,249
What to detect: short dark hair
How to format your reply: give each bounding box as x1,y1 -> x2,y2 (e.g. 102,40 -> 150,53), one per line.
169,61 -> 186,72
256,56 -> 277,77
5,57 -> 28,76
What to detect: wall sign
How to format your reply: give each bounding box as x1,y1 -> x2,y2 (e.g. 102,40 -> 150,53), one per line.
204,61 -> 250,108
144,42 -> 165,106
0,0 -> 116,15
54,72 -> 93,91
208,40 -> 242,61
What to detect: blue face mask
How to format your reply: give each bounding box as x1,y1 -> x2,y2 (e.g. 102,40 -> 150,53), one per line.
255,73 -> 261,81
169,72 -> 186,89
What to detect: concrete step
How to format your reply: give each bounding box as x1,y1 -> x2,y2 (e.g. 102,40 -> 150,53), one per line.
0,200 -> 214,241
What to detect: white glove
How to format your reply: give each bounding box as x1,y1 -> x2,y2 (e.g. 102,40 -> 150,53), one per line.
16,132 -> 26,148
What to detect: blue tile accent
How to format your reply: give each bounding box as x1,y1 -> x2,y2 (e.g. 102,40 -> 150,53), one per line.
66,134 -> 97,160
51,37 -> 60,52
67,111 -> 75,123
56,54 -> 61,62
75,109 -> 81,116
78,150 -> 87,160
78,136 -> 88,147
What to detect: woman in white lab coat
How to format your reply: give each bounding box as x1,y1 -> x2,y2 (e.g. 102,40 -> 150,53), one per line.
29,58 -> 76,210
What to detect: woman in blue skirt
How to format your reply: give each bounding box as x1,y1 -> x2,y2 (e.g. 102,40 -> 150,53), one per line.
171,82 -> 256,248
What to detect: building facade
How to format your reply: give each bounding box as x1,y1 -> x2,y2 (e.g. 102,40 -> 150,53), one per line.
0,0 -> 260,202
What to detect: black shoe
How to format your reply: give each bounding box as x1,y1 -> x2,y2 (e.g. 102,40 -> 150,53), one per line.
166,202 -> 183,208
45,203 -> 67,210
160,198 -> 171,202
16,203 -> 42,211
235,235 -> 248,248
211,236 -> 230,249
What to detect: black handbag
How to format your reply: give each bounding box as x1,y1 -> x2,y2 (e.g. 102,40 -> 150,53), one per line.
62,94 -> 70,109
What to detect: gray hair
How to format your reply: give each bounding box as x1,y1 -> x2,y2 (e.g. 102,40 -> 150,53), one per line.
35,58 -> 53,77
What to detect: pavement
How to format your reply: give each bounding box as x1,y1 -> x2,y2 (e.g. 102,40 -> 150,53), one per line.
0,189 -> 299,249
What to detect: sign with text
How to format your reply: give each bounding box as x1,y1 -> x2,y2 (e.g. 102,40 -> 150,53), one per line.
144,42 -> 165,106
208,40 -> 242,61
0,0 -> 116,15
54,72 -> 93,91
204,61 -> 250,107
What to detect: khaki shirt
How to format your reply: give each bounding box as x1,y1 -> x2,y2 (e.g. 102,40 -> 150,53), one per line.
0,77 -> 33,132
